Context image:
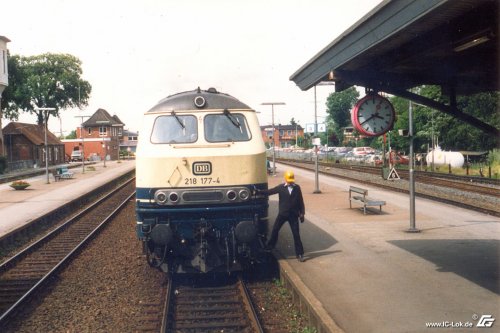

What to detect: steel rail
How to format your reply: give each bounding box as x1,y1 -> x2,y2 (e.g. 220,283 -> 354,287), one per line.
237,275 -> 264,333
277,159 -> 500,217
0,178 -> 134,273
162,275 -> 264,332
0,183 -> 135,325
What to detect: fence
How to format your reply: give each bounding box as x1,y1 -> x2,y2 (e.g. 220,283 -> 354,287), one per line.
7,160 -> 35,172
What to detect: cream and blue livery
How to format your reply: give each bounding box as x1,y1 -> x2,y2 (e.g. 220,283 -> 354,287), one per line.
135,88 -> 269,273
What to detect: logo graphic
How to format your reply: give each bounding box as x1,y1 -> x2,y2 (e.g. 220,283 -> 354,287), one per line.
476,315 -> 495,328
193,161 -> 212,175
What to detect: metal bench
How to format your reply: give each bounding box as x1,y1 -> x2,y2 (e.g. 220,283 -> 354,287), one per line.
56,167 -> 74,180
349,186 -> 386,214
53,173 -> 62,182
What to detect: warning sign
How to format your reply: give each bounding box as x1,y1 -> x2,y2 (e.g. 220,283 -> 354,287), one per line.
386,167 -> 400,180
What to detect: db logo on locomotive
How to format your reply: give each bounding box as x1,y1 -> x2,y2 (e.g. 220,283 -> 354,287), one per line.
193,161 -> 212,175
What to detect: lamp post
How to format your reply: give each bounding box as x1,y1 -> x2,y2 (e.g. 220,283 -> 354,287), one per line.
295,122 -> 298,146
431,110 -> 435,172
406,100 -> 420,233
102,141 -> 107,167
312,82 -> 334,193
313,85 -> 321,194
75,115 -> 90,173
36,107 -> 56,184
261,102 -> 285,176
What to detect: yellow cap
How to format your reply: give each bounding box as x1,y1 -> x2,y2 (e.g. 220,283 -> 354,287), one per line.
284,170 -> 295,183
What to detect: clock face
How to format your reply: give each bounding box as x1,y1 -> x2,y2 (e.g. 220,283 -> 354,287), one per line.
351,94 -> 395,136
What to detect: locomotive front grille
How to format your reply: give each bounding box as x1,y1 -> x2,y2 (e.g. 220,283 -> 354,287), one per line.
182,190 -> 224,202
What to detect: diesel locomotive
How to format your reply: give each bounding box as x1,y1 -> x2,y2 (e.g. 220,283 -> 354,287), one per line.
135,87 -> 269,273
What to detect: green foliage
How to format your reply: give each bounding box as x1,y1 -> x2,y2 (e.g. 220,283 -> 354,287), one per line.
1,53 -> 92,124
388,87 -> 499,153
65,130 -> 77,139
1,52 -> 23,120
488,149 -> 500,165
325,87 -> 360,144
299,327 -> 318,333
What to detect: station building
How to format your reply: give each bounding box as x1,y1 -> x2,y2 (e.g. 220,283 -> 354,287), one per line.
261,124 -> 304,148
2,122 -> 65,170
62,108 -> 125,161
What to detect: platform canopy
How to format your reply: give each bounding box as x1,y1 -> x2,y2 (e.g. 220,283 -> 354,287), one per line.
290,0 -> 499,136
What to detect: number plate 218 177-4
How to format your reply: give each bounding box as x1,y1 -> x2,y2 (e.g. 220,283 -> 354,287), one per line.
184,177 -> 221,185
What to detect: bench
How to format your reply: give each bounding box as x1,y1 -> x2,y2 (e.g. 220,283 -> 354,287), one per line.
53,173 -> 61,182
349,186 -> 386,214
55,167 -> 74,180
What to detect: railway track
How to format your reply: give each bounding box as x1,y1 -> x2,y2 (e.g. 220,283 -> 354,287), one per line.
0,179 -> 135,326
162,274 -> 264,333
346,164 -> 499,197
277,158 -> 500,216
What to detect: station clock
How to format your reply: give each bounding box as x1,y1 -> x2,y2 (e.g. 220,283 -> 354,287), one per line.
351,93 -> 395,136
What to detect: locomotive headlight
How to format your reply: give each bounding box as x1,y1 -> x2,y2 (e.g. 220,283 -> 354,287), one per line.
226,190 -> 237,201
154,190 -> 168,204
169,192 -> 180,203
194,95 -> 206,108
239,189 -> 250,201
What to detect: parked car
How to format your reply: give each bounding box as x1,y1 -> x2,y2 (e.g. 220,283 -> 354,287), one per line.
353,146 -> 375,156
364,154 -> 382,165
386,152 -> 409,165
70,150 -> 83,162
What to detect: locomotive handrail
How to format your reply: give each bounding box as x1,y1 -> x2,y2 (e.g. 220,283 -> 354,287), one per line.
171,143 -> 231,148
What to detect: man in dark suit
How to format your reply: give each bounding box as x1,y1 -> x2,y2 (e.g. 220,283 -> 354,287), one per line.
258,170 -> 306,262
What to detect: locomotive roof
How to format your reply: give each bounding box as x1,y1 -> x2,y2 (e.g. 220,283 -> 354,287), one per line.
149,87 -> 251,112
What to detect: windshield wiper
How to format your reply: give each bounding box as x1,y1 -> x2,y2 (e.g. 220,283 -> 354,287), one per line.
223,109 -> 242,131
171,110 -> 185,129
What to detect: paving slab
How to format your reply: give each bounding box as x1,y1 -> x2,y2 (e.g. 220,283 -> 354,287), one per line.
0,161 -> 135,239
270,163 -> 499,333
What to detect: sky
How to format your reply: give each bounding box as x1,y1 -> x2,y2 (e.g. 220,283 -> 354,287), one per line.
1,0 -> 383,136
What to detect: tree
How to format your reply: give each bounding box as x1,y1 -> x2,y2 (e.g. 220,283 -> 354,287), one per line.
65,130 -> 77,139
389,86 -> 499,153
0,53 -> 23,155
325,87 -> 360,145
2,53 -> 91,125
1,53 -> 23,121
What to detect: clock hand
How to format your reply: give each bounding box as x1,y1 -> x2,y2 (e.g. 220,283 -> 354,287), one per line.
360,114 -> 375,125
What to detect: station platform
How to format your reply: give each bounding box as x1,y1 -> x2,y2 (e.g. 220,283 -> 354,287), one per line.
270,163 -> 499,333
0,160 -> 135,241
0,160 -> 497,332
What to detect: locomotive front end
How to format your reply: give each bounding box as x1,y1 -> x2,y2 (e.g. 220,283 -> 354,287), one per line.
135,88 -> 269,274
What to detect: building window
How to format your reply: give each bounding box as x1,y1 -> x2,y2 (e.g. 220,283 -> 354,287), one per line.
99,126 -> 107,136
118,128 -> 123,136
87,128 -> 92,135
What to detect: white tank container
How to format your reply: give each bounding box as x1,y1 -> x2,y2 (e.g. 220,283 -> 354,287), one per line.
426,147 -> 464,168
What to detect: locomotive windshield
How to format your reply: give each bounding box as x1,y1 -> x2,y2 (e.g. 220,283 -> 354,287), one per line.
205,113 -> 251,142
151,115 -> 198,144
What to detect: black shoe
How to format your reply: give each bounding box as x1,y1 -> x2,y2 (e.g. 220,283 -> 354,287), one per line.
297,255 -> 305,262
